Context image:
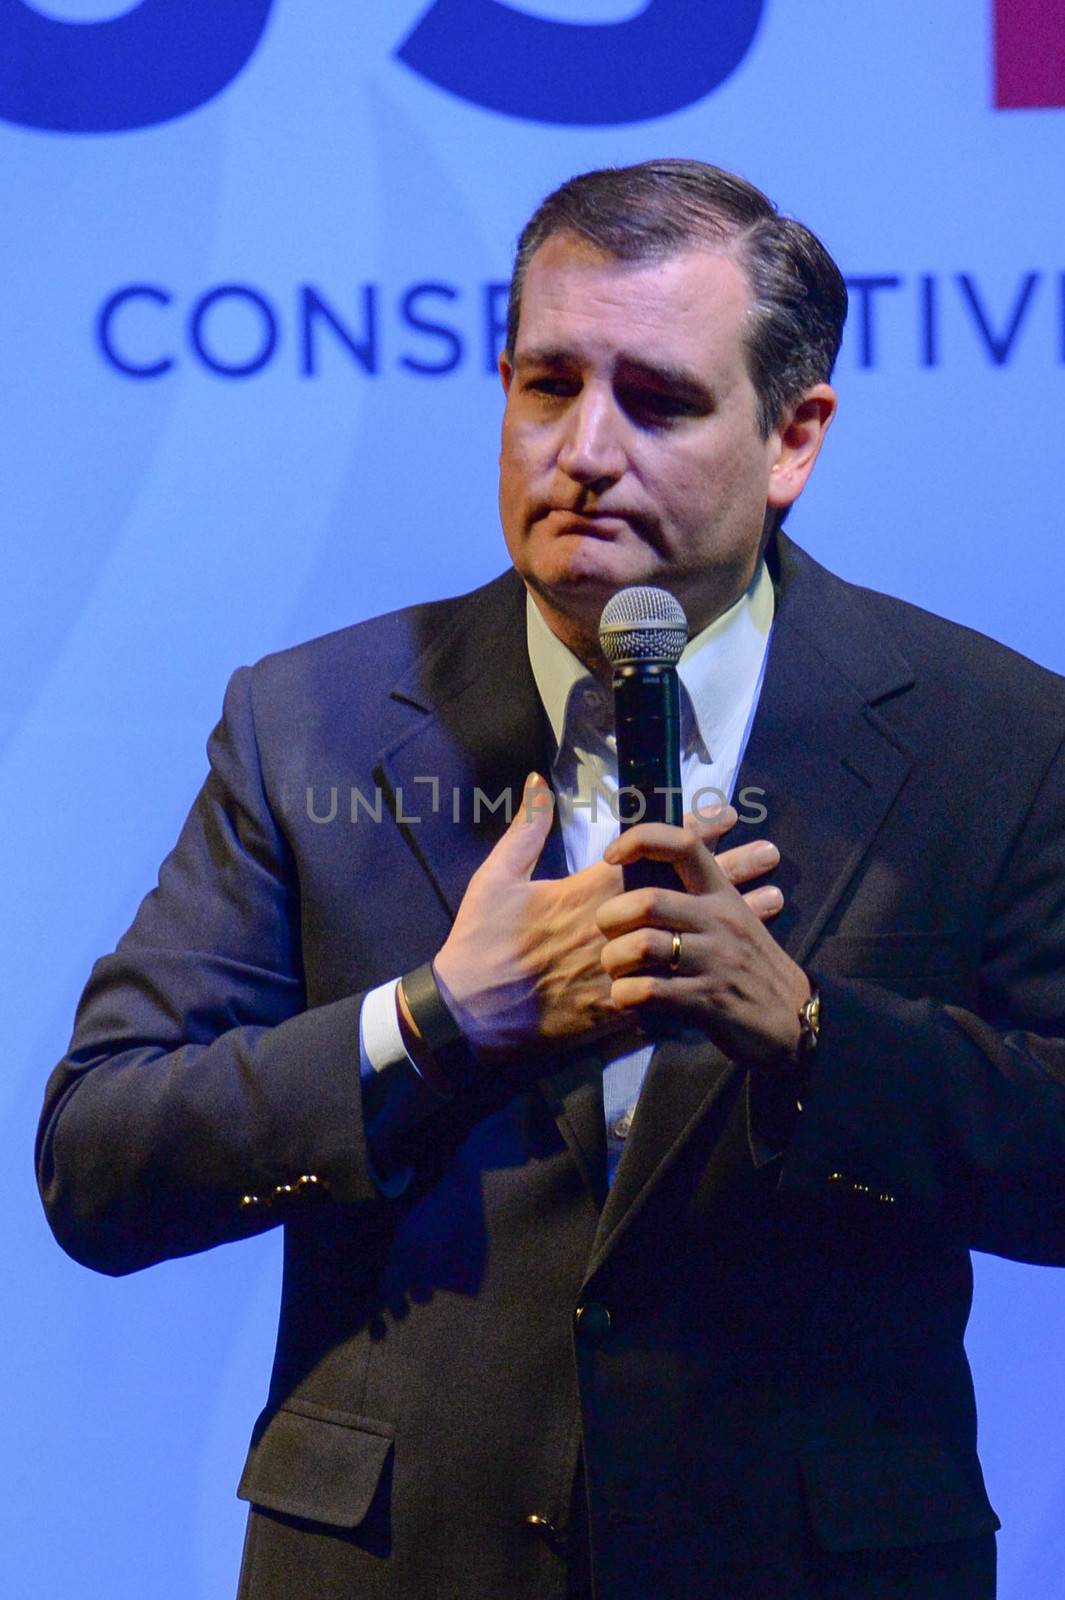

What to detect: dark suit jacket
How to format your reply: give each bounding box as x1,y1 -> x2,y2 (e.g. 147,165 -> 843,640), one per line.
38,533 -> 1065,1599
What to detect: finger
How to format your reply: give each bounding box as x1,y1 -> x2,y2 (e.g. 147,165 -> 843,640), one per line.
596,885 -> 705,940
601,926 -> 694,980
742,884 -> 784,920
603,819 -> 725,896
608,968 -> 729,1014
597,875 -> 783,942
715,839 -> 779,888
486,772 -> 555,881
609,972 -> 680,1013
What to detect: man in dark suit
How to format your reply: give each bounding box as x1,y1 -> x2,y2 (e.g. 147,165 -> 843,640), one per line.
38,161 -> 1065,1599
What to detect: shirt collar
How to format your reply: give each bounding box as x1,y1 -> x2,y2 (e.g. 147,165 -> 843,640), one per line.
678,559 -> 774,763
526,593 -> 605,753
525,561 -> 775,764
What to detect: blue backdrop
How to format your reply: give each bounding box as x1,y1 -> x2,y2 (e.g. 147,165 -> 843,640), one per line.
4,2 -> 1064,1594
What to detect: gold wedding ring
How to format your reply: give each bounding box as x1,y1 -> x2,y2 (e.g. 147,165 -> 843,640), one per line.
669,931 -> 683,972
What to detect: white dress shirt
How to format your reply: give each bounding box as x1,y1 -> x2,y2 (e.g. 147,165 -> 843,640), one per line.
361,563 -> 774,1187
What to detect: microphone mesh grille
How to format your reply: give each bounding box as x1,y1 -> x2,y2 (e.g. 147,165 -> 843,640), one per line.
598,586 -> 688,664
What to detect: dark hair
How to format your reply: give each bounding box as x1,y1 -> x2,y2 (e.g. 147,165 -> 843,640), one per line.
506,159 -> 848,438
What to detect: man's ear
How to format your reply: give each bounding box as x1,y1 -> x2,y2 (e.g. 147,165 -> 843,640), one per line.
499,351 -> 513,394
767,384 -> 837,510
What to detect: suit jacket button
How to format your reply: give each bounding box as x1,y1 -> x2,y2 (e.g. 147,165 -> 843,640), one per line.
575,1302 -> 612,1342
525,1514 -> 563,1554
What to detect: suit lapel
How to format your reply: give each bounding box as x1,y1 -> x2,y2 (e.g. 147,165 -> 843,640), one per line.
584,535 -> 920,1265
731,535 -> 915,966
376,570 -> 567,919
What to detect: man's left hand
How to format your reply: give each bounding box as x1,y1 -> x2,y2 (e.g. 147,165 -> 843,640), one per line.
598,815 -> 811,1072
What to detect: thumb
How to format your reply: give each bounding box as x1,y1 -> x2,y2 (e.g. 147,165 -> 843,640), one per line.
485,771 -> 554,881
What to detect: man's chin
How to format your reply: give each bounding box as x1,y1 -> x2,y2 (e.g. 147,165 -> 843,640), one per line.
523,545 -> 670,611
527,566 -> 653,625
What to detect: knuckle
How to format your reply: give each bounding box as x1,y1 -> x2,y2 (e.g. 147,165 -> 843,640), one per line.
637,888 -> 664,922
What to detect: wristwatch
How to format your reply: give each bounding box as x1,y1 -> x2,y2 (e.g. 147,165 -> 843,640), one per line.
792,980 -> 820,1112
796,982 -> 821,1062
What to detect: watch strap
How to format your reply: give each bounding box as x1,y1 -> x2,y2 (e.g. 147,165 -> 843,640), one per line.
398,963 -> 469,1094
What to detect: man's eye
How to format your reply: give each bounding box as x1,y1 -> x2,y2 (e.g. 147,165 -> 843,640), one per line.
623,389 -> 696,423
525,377 -> 577,398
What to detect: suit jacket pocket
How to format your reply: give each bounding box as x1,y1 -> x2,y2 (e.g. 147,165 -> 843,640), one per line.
800,1437 -> 1000,1552
237,1400 -> 394,1529
813,930 -> 970,1002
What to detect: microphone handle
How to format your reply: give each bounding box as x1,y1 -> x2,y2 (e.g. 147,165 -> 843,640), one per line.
612,661 -> 684,893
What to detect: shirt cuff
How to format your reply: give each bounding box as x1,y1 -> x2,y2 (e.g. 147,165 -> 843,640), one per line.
361,977 -> 411,1075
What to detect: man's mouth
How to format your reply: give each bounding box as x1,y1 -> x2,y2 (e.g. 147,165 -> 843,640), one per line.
541,508 -> 633,536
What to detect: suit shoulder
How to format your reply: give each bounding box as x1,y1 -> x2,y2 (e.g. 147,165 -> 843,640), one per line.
857,582 -> 1065,715
779,533 -> 1065,720
238,570 -> 522,710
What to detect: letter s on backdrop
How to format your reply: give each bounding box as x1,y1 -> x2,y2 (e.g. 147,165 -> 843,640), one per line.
0,0 -> 276,132
0,0 -> 766,135
395,0 -> 765,124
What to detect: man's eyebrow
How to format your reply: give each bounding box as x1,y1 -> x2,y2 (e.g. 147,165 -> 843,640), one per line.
512,346 -> 576,370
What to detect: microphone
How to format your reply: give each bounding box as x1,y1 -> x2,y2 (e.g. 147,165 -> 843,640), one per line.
599,586 -> 688,893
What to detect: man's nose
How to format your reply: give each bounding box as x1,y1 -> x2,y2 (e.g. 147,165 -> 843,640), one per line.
557,387 -> 625,489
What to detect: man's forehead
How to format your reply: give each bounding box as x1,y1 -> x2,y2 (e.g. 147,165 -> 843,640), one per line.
523,230 -> 747,284
514,235 -> 754,365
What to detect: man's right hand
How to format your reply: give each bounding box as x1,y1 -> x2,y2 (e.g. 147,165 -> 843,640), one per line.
430,773 -> 783,1068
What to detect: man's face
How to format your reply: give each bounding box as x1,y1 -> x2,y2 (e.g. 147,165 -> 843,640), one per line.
498,233 -> 831,654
